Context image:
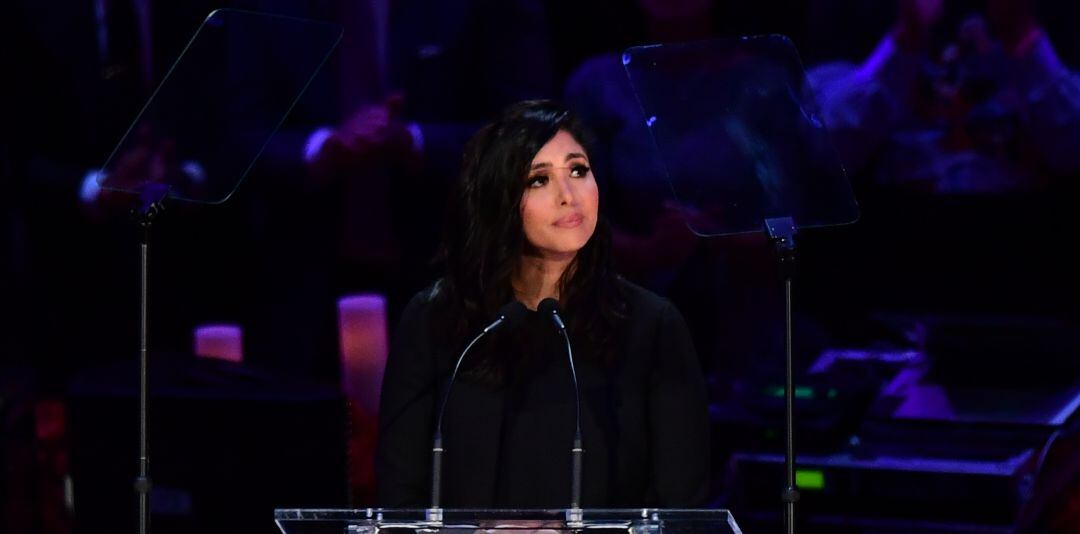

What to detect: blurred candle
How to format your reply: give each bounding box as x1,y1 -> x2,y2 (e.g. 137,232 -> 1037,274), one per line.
338,294 -> 388,414
193,324 -> 244,363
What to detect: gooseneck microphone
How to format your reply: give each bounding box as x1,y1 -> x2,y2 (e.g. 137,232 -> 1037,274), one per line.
536,298 -> 584,515
429,300 -> 527,519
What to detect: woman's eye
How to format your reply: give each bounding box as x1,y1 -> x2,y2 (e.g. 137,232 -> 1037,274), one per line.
527,174 -> 548,188
570,164 -> 591,178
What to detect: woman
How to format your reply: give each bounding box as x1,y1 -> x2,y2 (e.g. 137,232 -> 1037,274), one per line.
375,100 -> 709,508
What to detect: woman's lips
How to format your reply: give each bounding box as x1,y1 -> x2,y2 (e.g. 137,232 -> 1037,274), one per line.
553,213 -> 584,228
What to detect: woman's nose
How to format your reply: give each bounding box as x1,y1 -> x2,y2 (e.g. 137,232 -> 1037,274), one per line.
556,175 -> 576,205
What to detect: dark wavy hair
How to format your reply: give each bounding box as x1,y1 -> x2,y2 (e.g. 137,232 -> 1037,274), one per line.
433,100 -> 626,379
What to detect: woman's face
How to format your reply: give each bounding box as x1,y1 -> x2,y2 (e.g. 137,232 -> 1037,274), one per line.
520,130 -> 599,260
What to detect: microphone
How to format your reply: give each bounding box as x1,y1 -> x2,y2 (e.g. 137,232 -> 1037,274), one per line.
536,298 -> 584,516
429,300 -> 527,519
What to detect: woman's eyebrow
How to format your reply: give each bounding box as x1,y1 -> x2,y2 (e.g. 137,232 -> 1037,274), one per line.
531,153 -> 589,170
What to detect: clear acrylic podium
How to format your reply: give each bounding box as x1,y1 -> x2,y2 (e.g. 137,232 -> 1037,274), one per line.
275,509 -> 741,533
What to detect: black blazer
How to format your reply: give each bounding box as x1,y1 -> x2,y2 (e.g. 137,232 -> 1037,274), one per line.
375,278 -> 710,508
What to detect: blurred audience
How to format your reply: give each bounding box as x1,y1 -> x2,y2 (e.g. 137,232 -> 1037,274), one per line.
809,0 -> 1080,194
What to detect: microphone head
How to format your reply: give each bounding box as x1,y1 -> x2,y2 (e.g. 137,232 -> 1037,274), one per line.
496,300 -> 529,328
536,298 -> 566,331
536,298 -> 561,316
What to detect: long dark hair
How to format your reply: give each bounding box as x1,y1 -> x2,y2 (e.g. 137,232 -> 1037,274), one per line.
433,100 -> 626,378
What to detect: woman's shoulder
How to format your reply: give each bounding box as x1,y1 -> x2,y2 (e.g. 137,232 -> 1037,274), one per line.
398,280 -> 447,324
610,277 -> 696,362
614,276 -> 680,322
407,278 -> 449,306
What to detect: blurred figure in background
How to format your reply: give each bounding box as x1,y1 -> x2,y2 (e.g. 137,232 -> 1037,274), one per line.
809,0 -> 1080,194
793,0 -> 1080,325
304,0 -> 555,323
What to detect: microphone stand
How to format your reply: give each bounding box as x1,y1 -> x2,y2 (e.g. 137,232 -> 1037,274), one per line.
539,301 -> 584,527
560,325 -> 584,527
428,305 -> 523,524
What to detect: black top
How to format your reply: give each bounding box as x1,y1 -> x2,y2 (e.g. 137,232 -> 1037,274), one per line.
375,279 -> 710,508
